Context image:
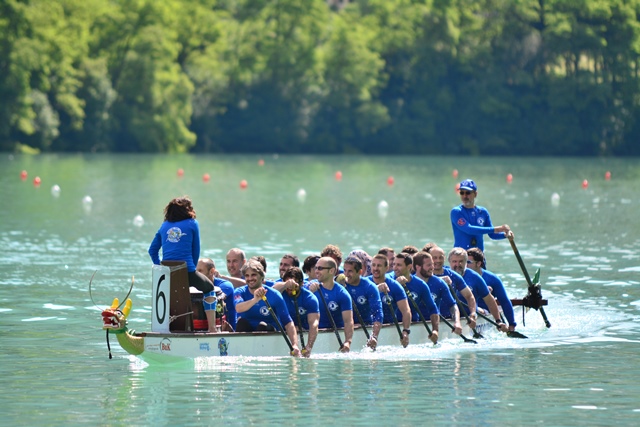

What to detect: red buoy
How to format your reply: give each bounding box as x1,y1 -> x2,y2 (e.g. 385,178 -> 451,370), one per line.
240,179 -> 248,189
33,176 -> 41,187
452,169 -> 459,179
20,170 -> 28,181
258,159 -> 265,166
177,168 -> 184,177
335,171 -> 342,181
605,171 -> 611,181
203,173 -> 210,183
387,176 -> 394,186
582,179 -> 589,189
506,173 -> 513,184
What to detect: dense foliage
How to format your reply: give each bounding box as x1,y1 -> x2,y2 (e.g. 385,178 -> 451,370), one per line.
2,0 -> 640,155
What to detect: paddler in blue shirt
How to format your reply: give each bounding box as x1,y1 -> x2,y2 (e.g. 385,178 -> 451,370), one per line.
280,266 -> 320,357
466,248 -> 517,333
233,260 -> 302,356
197,258 -> 236,332
307,256 -> 354,353
448,248 -> 508,332
450,179 -> 513,258
424,244 -> 479,329
392,252 -> 440,345
343,257 -> 383,350
413,251 -> 463,335
368,254 -> 412,347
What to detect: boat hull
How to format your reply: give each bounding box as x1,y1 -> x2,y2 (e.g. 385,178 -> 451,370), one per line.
118,318 -> 493,361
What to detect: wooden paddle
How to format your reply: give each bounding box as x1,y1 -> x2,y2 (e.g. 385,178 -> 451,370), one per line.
439,314 -> 478,344
447,283 -> 484,339
345,286 -> 372,345
316,284 -> 345,351
382,290 -> 404,342
291,289 -> 306,350
261,294 -> 295,354
463,303 -> 528,339
508,238 -> 551,328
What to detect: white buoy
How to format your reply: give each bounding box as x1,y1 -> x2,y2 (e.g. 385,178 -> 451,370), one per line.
82,195 -> 93,213
133,215 -> 144,227
51,184 -> 61,198
297,188 -> 307,202
551,192 -> 560,206
377,200 -> 389,218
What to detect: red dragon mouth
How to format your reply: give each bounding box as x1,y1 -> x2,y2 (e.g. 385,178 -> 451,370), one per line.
102,309 -> 123,329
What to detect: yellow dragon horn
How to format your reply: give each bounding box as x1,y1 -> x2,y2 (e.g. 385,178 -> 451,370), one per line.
110,298 -> 120,309
122,299 -> 132,317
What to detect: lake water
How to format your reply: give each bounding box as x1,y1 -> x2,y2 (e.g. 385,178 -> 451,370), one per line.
1,154 -> 639,426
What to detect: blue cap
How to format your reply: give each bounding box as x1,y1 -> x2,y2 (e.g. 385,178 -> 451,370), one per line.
459,179 -> 477,192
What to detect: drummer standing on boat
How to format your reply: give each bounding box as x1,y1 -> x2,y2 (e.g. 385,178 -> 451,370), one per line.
450,179 -> 513,254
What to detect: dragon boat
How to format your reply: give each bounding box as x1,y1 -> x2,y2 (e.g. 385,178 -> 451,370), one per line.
99,261 -> 548,362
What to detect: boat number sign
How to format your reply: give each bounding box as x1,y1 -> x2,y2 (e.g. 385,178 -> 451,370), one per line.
151,265 -> 171,333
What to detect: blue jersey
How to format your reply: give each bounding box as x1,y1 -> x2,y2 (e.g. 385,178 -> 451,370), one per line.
214,277 -> 237,330
367,275 -> 408,324
437,268 -> 468,294
148,218 -> 200,272
450,204 -> 505,251
423,275 -> 457,318
345,277 -> 383,325
392,273 -> 439,321
458,268 -> 491,309
480,269 -> 516,326
233,286 -> 292,330
282,287 -> 320,330
313,282 -> 352,329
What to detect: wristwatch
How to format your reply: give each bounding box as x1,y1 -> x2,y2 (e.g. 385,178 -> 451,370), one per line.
402,329 -> 411,335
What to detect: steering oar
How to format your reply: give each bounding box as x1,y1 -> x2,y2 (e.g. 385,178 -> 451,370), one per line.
508,238 -> 551,328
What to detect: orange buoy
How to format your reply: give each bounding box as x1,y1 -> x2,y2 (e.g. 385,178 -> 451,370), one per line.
506,173 -> 513,184
335,171 -> 342,181
240,179 -> 248,189
203,173 -> 210,183
387,176 -> 394,186
605,171 -> 611,181
258,159 -> 265,166
33,176 -> 41,187
20,170 -> 28,180
452,169 -> 459,179
582,179 -> 589,189
177,168 -> 184,177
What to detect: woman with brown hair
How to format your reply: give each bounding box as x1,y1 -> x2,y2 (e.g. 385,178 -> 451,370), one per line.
148,196 -> 214,294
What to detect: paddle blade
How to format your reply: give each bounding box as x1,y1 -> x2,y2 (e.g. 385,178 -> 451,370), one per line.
507,331 -> 528,339
533,269 -> 541,285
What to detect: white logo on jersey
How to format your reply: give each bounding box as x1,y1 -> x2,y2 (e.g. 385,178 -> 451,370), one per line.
260,306 -> 270,316
166,227 -> 186,243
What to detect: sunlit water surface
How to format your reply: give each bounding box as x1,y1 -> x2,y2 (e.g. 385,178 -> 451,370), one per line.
1,154 -> 639,426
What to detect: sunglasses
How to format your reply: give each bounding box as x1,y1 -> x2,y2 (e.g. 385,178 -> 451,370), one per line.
459,191 -> 472,196
315,265 -> 332,271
